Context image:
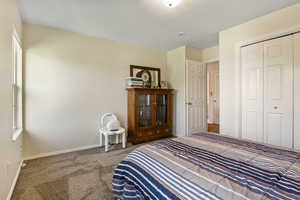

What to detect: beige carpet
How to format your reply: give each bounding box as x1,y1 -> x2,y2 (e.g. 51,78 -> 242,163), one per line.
12,144 -> 140,200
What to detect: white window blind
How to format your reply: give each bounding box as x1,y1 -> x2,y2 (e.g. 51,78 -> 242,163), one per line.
12,31 -> 23,135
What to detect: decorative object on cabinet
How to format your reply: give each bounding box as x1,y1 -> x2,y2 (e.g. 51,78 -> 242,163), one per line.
151,81 -> 159,89
160,81 -> 168,89
126,77 -> 144,88
127,88 -> 174,144
98,113 -> 126,152
136,69 -> 152,88
130,65 -> 161,88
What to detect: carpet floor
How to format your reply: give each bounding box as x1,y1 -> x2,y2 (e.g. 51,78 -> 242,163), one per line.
12,144 -> 140,200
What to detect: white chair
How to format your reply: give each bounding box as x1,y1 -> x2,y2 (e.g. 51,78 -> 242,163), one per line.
98,113 -> 126,152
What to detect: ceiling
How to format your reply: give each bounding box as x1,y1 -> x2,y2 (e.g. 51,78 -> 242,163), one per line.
17,0 -> 300,51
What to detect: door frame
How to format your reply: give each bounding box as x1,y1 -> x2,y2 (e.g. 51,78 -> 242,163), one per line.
236,25 -> 300,140
185,59 -> 219,136
206,61 -> 220,125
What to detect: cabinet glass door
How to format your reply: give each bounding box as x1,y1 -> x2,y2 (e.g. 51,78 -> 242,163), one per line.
138,94 -> 153,127
156,95 -> 168,126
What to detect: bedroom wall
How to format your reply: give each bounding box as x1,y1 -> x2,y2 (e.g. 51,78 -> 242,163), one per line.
23,23 -> 167,158
166,46 -> 186,137
201,45 -> 219,62
219,3 -> 300,137
0,0 -> 23,199
186,47 -> 202,61
186,46 -> 219,62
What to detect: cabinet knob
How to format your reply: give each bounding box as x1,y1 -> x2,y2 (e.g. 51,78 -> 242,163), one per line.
274,106 -> 278,110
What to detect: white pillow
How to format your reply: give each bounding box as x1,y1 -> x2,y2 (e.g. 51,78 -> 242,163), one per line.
106,118 -> 121,131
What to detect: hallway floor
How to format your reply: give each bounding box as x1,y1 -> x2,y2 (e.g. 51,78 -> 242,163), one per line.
208,123 -> 219,133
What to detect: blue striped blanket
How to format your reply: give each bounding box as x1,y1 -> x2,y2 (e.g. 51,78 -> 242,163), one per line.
112,133 -> 300,200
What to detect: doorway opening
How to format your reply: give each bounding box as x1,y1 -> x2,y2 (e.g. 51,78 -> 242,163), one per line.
206,61 -> 220,133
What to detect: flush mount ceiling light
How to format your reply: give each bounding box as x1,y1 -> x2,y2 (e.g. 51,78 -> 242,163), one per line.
163,0 -> 182,8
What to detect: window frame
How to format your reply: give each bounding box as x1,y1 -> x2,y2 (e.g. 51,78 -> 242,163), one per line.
12,29 -> 23,141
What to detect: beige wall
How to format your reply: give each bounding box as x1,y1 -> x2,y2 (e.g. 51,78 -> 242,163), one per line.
0,0 -> 23,199
23,24 -> 167,158
186,47 -> 202,61
186,46 -> 219,62
219,3 -> 300,137
201,45 -> 219,62
167,47 -> 186,136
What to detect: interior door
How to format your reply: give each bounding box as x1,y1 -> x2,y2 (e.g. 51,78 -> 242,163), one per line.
263,36 -> 293,148
241,43 -> 264,143
207,62 -> 219,124
186,60 -> 206,135
294,33 -> 300,150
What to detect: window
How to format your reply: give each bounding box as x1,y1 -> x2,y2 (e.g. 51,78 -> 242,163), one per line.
12,30 -> 23,140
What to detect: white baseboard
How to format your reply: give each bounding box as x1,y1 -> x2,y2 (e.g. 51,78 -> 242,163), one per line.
24,144 -> 102,161
6,160 -> 23,200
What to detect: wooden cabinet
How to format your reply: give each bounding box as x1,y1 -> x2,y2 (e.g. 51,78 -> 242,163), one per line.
127,88 -> 174,144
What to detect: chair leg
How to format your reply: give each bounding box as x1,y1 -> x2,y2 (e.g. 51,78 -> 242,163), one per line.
122,132 -> 126,148
105,134 -> 109,152
99,133 -> 103,147
116,134 -> 119,144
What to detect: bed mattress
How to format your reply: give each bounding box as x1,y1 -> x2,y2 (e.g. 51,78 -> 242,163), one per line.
112,133 -> 300,200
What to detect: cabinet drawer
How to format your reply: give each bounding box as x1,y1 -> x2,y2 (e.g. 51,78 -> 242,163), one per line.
156,128 -> 172,135
137,129 -> 155,137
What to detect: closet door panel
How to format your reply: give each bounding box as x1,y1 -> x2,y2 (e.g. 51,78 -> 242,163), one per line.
294,33 -> 300,150
263,36 -> 293,149
241,43 -> 264,143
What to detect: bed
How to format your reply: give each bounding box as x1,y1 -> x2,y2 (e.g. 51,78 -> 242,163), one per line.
112,132 -> 300,200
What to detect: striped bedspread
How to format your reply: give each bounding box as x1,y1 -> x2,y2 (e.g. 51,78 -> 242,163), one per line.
112,133 -> 300,200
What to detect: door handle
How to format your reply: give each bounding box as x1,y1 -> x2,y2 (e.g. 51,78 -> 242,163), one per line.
186,102 -> 192,105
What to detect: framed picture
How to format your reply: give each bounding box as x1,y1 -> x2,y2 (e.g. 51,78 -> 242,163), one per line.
130,65 -> 161,88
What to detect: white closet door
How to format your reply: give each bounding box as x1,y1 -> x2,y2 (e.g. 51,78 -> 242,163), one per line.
294,33 -> 300,150
241,43 -> 264,142
263,36 -> 293,148
186,60 -> 206,135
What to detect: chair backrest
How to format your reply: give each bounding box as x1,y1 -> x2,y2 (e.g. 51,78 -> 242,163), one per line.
100,113 -> 118,130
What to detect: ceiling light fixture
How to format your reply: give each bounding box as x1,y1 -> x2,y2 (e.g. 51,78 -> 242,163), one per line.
163,0 -> 182,8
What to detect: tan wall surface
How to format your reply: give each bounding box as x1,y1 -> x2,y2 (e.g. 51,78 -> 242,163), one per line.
23,24 -> 167,158
201,45 -> 219,62
186,47 -> 202,61
0,0 -> 23,199
167,46 -> 186,136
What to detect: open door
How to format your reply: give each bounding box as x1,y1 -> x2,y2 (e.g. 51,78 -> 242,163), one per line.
207,61 -> 220,133
186,60 -> 206,135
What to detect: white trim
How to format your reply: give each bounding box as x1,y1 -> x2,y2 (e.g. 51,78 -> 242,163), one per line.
204,60 -> 220,132
12,128 -> 23,141
185,59 -> 219,135
237,25 -> 300,47
12,27 -> 21,45
6,160 -> 23,200
235,44 -> 243,138
236,25 -> 300,141
11,28 -> 23,138
24,144 -> 101,161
